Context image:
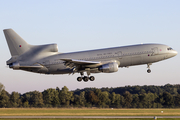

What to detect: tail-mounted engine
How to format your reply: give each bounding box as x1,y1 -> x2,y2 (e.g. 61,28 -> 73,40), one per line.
42,44 -> 58,52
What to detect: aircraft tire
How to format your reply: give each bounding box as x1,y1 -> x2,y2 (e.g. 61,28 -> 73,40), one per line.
83,76 -> 88,82
147,69 -> 151,73
77,77 -> 82,82
89,76 -> 95,81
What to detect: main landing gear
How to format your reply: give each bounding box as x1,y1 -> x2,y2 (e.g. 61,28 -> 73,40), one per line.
147,63 -> 152,73
77,72 -> 95,82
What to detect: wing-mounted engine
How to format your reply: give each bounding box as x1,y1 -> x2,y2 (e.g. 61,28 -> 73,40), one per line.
99,62 -> 119,73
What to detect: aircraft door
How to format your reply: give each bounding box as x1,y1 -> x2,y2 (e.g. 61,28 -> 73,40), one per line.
116,51 -> 122,59
152,47 -> 159,56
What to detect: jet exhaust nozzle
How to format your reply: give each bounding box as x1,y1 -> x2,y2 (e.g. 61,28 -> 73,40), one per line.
9,62 -> 20,70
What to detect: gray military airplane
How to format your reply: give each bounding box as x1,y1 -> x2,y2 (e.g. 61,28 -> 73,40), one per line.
4,29 -> 178,82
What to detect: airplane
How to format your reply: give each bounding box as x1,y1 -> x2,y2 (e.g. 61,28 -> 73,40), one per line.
3,29 -> 178,82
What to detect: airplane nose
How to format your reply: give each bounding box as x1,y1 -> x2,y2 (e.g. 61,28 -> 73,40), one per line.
172,50 -> 178,56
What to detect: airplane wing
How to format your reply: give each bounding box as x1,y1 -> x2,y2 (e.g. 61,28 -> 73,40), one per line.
60,59 -> 100,64
60,58 -> 101,71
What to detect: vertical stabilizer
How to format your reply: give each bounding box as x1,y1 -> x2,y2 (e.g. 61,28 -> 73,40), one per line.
3,29 -> 30,56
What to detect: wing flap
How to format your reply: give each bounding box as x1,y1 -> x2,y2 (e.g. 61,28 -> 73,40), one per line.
60,58 -> 101,71
60,58 -> 100,65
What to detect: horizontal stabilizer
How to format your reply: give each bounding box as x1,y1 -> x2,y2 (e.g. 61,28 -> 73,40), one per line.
9,62 -> 44,70
19,66 -> 43,69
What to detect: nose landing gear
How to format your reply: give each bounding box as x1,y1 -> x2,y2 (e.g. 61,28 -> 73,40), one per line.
147,63 -> 152,73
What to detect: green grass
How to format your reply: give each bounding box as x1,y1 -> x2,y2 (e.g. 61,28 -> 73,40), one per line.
0,118 -> 180,120
0,108 -> 180,116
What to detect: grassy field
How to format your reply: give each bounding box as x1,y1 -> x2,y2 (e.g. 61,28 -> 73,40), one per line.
0,118 -> 180,120
0,108 -> 180,116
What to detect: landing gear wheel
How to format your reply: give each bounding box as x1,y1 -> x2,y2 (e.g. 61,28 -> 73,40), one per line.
77,77 -> 82,82
147,69 -> 151,73
83,76 -> 88,82
89,76 -> 95,81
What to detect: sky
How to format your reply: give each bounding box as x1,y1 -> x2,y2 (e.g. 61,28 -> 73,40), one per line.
0,0 -> 180,94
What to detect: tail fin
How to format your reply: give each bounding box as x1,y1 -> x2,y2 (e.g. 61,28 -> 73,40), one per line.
3,29 -> 30,56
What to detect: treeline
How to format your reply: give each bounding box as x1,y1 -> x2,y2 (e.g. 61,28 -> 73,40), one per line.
0,84 -> 180,108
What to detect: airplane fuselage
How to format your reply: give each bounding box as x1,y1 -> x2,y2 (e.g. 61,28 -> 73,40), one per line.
19,44 -> 177,74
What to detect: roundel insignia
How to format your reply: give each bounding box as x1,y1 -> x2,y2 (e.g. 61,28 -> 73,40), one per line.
19,45 -> 21,47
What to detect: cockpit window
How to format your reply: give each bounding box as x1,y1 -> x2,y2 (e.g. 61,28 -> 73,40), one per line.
167,47 -> 173,50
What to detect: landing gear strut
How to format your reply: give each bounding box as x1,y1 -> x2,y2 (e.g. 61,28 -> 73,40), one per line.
77,72 -> 95,82
147,63 -> 152,73
77,72 -> 84,82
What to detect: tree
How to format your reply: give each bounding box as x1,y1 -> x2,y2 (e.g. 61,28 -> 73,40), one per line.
0,90 -> 10,107
79,91 -> 86,106
43,88 -> 60,107
52,89 -> 60,107
74,94 -> 80,106
88,91 -> 99,105
110,92 -> 121,108
29,91 -> 44,107
139,89 -> 146,94
23,100 -> 29,108
139,93 -> 154,108
131,94 -> 139,108
145,92 -> 157,108
174,94 -> 180,107
59,86 -> 74,106
0,83 -> 5,93
98,91 -> 110,107
10,92 -> 21,107
156,93 -> 164,108
123,91 -> 132,108
110,92 -> 116,105
162,92 -> 174,107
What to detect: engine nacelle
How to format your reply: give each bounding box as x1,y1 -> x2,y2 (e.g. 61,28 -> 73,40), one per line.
34,44 -> 58,53
43,44 -> 58,52
9,62 -> 20,70
99,62 -> 118,73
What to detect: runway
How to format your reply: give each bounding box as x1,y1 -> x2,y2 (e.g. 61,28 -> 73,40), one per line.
0,116 -> 180,119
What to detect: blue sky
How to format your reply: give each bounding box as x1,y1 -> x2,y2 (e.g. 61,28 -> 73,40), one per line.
0,0 -> 180,94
